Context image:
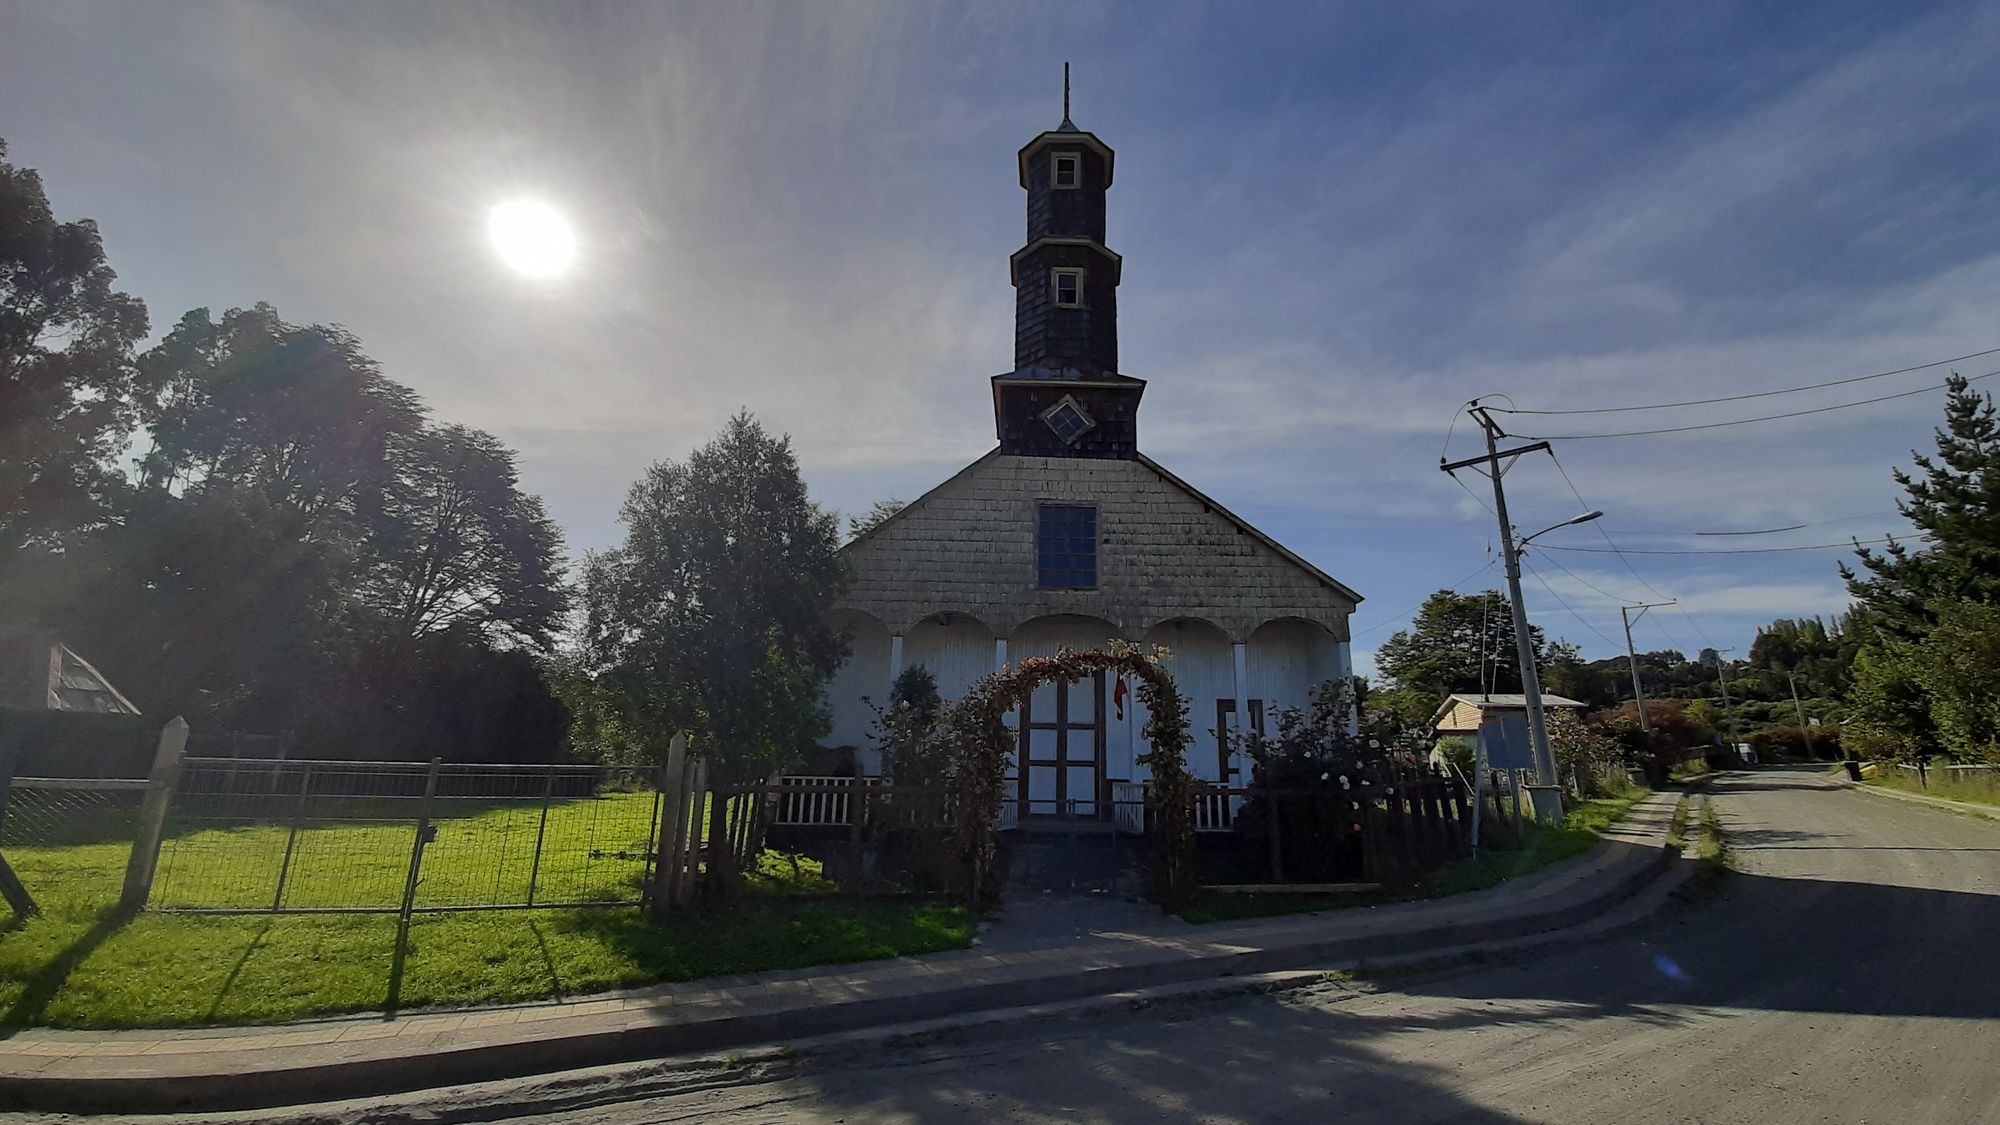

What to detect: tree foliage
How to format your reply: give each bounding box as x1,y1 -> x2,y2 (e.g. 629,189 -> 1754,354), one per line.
1841,375 -> 2000,760
848,497 -> 907,540
1376,589 -> 1552,697
1,143 -> 572,762
0,139 -> 150,554
580,412 -> 848,780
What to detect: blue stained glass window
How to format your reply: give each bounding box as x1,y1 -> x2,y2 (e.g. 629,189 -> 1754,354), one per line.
1037,505 -> 1098,589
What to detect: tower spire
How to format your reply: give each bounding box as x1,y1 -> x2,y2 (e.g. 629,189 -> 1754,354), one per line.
1061,62 -> 1074,129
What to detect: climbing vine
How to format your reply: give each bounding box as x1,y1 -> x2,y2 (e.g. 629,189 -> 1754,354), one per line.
934,640 -> 1198,911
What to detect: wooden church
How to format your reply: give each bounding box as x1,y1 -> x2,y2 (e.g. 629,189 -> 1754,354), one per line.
822,87 -> 1362,825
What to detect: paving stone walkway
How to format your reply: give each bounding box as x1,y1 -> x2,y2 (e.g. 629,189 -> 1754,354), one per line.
0,793 -> 1679,1115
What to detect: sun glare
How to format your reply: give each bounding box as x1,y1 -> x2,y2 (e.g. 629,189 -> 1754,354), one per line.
487,200 -> 576,278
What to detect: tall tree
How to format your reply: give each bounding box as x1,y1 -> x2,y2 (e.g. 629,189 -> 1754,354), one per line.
364,423 -> 566,649
1376,589 -> 1552,698
0,139 -> 150,556
1844,373 -> 2000,640
137,304 -> 421,533
580,412 -> 849,778
1842,374 -> 2000,758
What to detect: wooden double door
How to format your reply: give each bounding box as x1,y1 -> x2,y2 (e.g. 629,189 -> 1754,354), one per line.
1015,671 -> 1106,819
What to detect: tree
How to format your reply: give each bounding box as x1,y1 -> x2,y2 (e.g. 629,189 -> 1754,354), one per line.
848,498 -> 907,539
1376,589 -> 1552,697
0,139 -> 150,555
1842,375 -> 2000,758
364,423 -> 567,649
137,305 -> 421,531
1844,373 -> 2000,639
580,412 -> 849,779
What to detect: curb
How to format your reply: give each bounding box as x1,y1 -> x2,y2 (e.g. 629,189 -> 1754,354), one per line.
1837,775 -> 2000,822
219,855 -> 1709,1125
0,814 -> 1678,1115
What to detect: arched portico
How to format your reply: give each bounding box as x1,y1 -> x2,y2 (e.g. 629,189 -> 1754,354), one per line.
903,612 -> 998,701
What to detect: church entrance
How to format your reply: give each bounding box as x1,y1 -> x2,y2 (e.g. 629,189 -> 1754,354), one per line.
1016,671 -> 1105,820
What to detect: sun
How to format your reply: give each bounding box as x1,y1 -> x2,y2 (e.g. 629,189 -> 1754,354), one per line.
487,200 -> 576,278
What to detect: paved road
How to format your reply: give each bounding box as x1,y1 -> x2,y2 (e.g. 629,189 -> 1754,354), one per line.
300,769 -> 2000,1124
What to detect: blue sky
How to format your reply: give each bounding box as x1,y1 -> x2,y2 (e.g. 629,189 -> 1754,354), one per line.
4,1 -> 1996,672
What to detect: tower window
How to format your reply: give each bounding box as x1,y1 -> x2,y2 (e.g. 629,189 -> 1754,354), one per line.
1052,153 -> 1080,189
1052,268 -> 1083,308
1041,395 -> 1096,444
1037,504 -> 1098,589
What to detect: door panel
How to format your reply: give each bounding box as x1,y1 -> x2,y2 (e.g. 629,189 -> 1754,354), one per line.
1014,670 -> 1106,819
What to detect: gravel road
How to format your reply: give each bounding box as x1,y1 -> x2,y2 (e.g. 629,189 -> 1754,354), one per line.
505,768 -> 2000,1124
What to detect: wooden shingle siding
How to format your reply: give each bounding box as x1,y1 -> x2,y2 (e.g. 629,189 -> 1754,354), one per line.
836,453 -> 1356,640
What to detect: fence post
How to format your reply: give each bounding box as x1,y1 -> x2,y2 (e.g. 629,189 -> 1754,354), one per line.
118,716 -> 189,916
395,759 -> 443,946
648,732 -> 689,919
846,788 -> 869,894
270,764 -> 314,911
679,757 -> 707,908
525,770 -> 557,908
1266,792 -> 1285,883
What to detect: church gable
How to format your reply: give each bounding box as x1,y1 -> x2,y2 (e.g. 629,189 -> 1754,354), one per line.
840,452 -> 1357,640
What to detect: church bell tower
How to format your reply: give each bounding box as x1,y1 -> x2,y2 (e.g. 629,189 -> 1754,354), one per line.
992,67 -> 1145,460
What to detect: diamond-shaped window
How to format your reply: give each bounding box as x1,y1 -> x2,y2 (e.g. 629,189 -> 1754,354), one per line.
1041,397 -> 1095,445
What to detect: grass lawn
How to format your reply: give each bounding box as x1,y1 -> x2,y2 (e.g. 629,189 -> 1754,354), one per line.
1867,768 -> 2000,809
0,797 -> 972,1029
1179,787 -> 1652,925
1669,758 -> 1714,783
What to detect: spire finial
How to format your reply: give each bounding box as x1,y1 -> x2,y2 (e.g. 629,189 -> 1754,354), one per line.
1062,62 -> 1073,128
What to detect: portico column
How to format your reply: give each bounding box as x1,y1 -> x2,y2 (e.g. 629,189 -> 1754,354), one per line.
887,634 -> 904,697
994,637 -> 1008,671
1232,641 -> 1251,741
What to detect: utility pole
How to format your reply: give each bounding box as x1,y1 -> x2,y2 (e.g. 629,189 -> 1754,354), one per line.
1712,647 -> 1740,758
1786,670 -> 1816,758
1620,601 -> 1675,735
1442,409 -> 1564,823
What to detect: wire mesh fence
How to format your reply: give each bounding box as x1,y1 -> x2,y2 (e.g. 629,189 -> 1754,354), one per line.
151,758 -> 661,914
0,778 -> 150,911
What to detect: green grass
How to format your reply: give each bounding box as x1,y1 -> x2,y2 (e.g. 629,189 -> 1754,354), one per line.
0,797 -> 970,1029
1867,767 -> 2000,809
1179,787 -> 1652,925
1695,798 -> 1729,867
1669,758 -> 1713,783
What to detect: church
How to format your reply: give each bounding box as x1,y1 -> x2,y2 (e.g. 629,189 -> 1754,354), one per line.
821,91 -> 1361,825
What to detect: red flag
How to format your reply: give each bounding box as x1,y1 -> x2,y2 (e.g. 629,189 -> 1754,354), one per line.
1113,676 -> 1128,720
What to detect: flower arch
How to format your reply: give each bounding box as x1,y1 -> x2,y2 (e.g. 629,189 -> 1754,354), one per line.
936,640 -> 1198,911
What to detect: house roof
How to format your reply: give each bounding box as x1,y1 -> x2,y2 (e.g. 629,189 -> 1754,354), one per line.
0,628 -> 142,715
1430,692 -> 1587,731
840,448 -> 1364,608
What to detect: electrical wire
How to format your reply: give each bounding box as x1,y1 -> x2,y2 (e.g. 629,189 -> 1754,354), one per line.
1350,558 -> 1499,639
1527,546 -> 1645,605
1513,369 -> 2000,441
1538,535 -> 1911,556
1522,558 -> 1620,647
1489,345 -> 2000,416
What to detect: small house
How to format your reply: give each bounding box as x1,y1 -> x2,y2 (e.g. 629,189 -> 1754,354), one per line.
1431,692 -> 1588,772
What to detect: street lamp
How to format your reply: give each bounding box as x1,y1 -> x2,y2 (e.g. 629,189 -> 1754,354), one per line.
1520,510 -> 1604,548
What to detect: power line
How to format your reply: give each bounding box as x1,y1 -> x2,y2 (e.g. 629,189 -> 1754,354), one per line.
1522,558 -> 1620,647
1490,344 -> 2000,416
1350,559 -> 1499,639
1529,546 -> 1646,604
1515,368 -> 2000,441
1545,452 -> 1682,603
1538,535 -> 1911,556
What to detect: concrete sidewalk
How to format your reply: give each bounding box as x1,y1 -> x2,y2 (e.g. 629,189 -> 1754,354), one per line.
0,793 -> 1681,1115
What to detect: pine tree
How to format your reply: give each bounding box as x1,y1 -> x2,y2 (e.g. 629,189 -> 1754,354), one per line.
1843,373 -> 2000,640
